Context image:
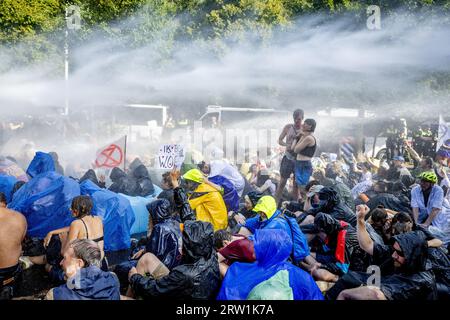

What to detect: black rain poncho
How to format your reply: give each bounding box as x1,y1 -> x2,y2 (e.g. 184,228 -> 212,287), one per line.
145,199 -> 182,270
129,164 -> 155,197
108,167 -> 134,195
313,213 -> 372,275
129,220 -> 220,300
307,187 -> 357,227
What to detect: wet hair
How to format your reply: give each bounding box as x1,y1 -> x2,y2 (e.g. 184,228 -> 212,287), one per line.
0,192 -> 7,205
69,239 -> 101,268
391,211 -> 414,235
303,118 -> 316,132
71,195 -> 93,218
305,180 -> 320,192
213,229 -> 232,250
12,181 -> 26,196
374,181 -> 387,193
370,206 -> 388,225
293,109 -> 304,120
161,171 -> 174,188
422,157 -> 434,169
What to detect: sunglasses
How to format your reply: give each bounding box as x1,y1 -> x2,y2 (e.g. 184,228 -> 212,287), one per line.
393,248 -> 404,258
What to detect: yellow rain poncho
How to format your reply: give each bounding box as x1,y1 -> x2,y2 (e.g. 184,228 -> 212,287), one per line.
183,169 -> 228,230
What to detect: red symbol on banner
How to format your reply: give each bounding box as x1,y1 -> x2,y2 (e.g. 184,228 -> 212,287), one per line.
95,144 -> 123,168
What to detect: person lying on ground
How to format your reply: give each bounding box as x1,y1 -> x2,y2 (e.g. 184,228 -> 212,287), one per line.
45,239 -> 120,300
0,205 -> 27,300
127,220 -> 220,300
213,229 -> 256,278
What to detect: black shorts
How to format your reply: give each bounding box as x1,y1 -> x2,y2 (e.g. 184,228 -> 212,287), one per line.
280,155 -> 296,179
0,264 -> 22,300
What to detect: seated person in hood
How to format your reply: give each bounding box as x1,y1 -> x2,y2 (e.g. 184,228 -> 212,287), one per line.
108,167 -> 134,195
238,195 -> 311,267
228,191 -> 264,232
304,212 -> 373,282
115,170 -> 194,294
79,169 -> 105,189
45,239 -> 120,300
182,169 -> 228,231
325,205 -> 439,300
127,220 -> 220,300
129,164 -> 155,197
217,229 -> 323,300
298,187 -> 357,227
313,169 -> 355,211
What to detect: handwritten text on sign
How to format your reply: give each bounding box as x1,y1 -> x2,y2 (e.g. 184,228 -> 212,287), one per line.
156,144 -> 185,169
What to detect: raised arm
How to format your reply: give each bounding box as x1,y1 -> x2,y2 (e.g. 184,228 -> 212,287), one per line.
356,205 -> 374,255
293,135 -> 314,154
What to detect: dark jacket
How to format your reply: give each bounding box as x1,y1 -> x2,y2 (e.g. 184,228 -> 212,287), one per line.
146,199 -> 182,270
53,266 -> 120,300
314,213 -> 372,275
367,192 -> 411,213
130,164 -> 155,197
130,220 -> 220,299
326,231 -> 438,300
308,187 -> 357,226
108,167 -> 133,194
79,169 -> 105,189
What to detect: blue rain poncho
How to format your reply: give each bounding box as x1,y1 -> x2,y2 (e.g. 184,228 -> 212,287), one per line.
217,229 -> 323,300
8,171 -> 80,238
26,152 -> 55,178
0,174 -> 17,202
80,180 -> 135,251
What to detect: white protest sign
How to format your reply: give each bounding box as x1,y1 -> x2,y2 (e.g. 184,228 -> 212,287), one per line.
156,144 -> 185,169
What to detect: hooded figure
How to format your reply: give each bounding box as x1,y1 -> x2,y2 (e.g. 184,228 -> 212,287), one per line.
145,199 -> 182,270
79,169 -> 104,188
53,266 -> 120,300
313,213 -> 372,275
26,151 -> 55,178
308,187 -> 357,226
217,229 -> 323,300
130,164 -> 155,197
242,196 -> 310,264
108,167 -> 133,195
183,169 -> 228,231
129,220 -> 220,299
326,230 -> 438,300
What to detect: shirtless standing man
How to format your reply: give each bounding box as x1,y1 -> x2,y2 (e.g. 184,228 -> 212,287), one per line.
275,109 -> 304,205
0,206 -> 27,300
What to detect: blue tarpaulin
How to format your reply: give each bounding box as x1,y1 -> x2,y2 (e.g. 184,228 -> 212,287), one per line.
9,172 -> 80,238
80,180 -> 137,251
0,174 -> 17,203
26,152 -> 55,178
121,185 -> 162,235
